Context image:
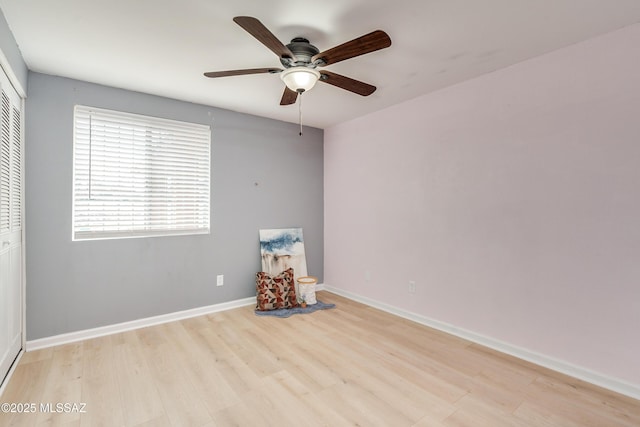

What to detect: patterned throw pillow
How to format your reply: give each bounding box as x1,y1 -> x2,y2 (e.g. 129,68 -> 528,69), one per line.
255,268 -> 298,311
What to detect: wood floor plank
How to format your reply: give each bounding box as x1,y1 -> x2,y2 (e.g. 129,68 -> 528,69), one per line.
523,375 -> 640,427
82,335 -> 118,380
0,357 -> 51,427
80,373 -> 125,427
35,378 -> 82,426
136,326 -> 213,426
210,400 -> 269,427
150,366 -> 212,427
513,401 -> 591,427
26,342 -> 82,426
112,331 -> 165,426
1,291 -> 638,427
242,372 -> 328,427
265,370 -> 352,426
317,381 -> 403,427
447,392 -> 537,427
274,340 -> 343,392
18,348 -> 53,365
157,321 -> 242,415
362,335 -> 469,403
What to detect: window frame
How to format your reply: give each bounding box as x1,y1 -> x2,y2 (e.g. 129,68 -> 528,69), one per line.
72,105 -> 211,241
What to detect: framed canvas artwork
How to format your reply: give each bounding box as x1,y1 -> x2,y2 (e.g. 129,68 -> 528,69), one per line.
259,228 -> 308,284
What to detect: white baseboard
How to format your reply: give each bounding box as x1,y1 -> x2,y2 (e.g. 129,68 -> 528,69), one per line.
26,296 -> 256,352
26,283 -> 636,400
323,285 -> 640,401
26,284 -> 328,352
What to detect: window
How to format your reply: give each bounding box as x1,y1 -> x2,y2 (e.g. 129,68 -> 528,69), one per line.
72,106 -> 211,241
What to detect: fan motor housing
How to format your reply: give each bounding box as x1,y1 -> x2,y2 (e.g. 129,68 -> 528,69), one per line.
281,37 -> 320,68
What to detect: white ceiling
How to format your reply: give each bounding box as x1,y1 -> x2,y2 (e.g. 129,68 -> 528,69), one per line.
1,0 -> 639,129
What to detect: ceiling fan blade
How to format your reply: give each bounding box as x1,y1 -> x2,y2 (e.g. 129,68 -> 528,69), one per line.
204,68 -> 281,78
233,16 -> 296,60
319,71 -> 376,96
280,87 -> 298,105
312,30 -> 391,66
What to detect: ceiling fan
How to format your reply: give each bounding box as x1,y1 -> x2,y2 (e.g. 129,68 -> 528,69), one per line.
204,16 -> 392,106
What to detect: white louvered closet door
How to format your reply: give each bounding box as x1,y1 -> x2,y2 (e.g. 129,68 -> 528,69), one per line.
0,66 -> 23,386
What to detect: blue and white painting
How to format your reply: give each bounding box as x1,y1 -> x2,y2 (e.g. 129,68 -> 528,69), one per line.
259,228 -> 308,282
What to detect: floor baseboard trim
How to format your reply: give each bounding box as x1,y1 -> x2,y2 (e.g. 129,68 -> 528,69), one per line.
323,285 -> 640,401
26,296 -> 257,352
26,284 -> 328,352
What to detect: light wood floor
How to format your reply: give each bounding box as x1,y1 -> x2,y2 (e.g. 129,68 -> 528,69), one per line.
1,291 -> 639,426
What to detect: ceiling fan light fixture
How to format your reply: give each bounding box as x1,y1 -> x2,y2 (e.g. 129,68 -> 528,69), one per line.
280,67 -> 320,93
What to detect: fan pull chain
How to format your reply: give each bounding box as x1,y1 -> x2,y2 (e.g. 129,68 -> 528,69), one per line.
298,91 -> 303,136
88,112 -> 93,200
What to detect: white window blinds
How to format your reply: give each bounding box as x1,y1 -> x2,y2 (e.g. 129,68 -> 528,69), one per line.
72,106 -> 211,241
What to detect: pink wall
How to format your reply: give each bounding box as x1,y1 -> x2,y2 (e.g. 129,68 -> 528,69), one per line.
324,24 -> 640,387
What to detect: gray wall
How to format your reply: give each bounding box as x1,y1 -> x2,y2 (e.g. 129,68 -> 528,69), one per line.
0,7 -> 28,93
25,72 -> 323,340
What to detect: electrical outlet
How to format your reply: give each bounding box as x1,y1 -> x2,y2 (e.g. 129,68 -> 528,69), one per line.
217,274 -> 224,287
365,270 -> 371,282
408,280 -> 416,293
